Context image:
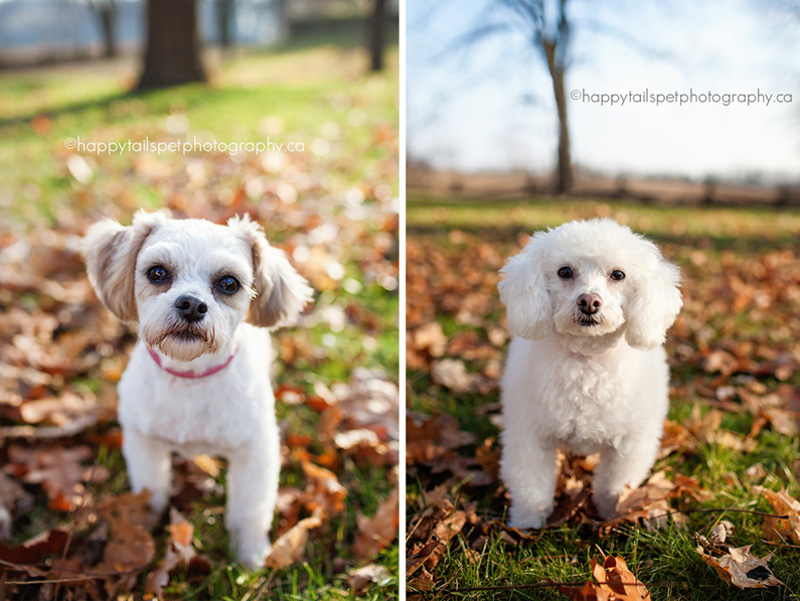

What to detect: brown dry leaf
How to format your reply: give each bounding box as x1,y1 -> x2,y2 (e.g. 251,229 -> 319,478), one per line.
406,413 -> 476,466
97,510 -> 156,574
657,419 -> 693,459
758,408 -> 799,437
0,529 -> 69,566
708,520 -> 735,546
333,428 -> 391,466
754,486 -> 800,544
9,444 -> 94,511
408,565 -> 434,593
555,554 -> 651,601
145,508 -> 207,596
684,407 -> 756,453
352,486 -> 399,561
435,509 -> 467,543
17,390 -> 96,427
276,486 -> 305,531
475,437 -> 500,480
603,471 -> 678,532
702,349 -> 739,375
684,406 -> 723,444
98,490 -> 158,532
265,507 -> 325,569
94,490 -> 157,582
347,563 -> 391,594
430,359 -> 483,393
696,545 -> 783,589
409,322 -> 447,358
302,461 -> 348,516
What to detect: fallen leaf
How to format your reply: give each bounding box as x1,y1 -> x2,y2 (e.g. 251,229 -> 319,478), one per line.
406,413 -> 476,466
708,520 -> 735,546
302,461 -> 348,516
602,471 -> 681,532
9,444 -> 97,511
410,322 -> 447,358
265,508 -> 324,569
754,486 -> 800,544
431,358 -> 491,394
0,529 -> 69,565
146,508 -> 208,596
554,554 -> 651,601
352,486 -> 399,561
347,563 -> 391,593
697,545 -> 783,589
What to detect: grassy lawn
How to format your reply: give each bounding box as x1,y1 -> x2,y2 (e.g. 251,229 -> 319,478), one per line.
0,28 -> 398,601
406,195 -> 800,600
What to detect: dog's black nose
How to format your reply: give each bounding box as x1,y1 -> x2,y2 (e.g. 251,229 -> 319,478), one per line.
577,293 -> 602,315
175,294 -> 208,322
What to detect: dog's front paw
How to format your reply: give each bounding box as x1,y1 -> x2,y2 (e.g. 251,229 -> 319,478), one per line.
592,491 -> 619,519
508,506 -> 547,530
233,531 -> 270,571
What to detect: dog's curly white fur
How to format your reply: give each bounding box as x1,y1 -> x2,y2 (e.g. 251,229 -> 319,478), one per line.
497,218 -> 681,528
83,210 -> 313,569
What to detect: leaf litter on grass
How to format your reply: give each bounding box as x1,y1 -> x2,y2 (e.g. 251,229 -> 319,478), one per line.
406,212 -> 800,597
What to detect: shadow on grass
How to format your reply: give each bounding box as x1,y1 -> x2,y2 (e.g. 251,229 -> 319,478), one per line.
407,196 -> 800,253
408,223 -> 799,253
0,18 -> 399,128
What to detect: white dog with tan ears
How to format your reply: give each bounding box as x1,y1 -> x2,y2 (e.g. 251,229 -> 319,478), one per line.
84,210 -> 313,569
497,218 -> 682,528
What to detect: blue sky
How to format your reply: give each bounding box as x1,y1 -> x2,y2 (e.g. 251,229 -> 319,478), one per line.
407,0 -> 800,180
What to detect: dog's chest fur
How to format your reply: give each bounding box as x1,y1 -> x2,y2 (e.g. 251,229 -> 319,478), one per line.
117,330 -> 273,457
502,337 -> 656,454
546,353 -> 633,453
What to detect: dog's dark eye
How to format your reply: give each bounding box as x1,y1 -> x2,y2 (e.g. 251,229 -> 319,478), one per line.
147,265 -> 169,283
557,266 -> 573,279
610,270 -> 626,281
217,275 -> 240,294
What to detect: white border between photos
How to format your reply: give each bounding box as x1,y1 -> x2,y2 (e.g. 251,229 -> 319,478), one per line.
398,0 -> 407,598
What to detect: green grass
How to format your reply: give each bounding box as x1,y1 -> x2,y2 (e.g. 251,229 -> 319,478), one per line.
406,195 -> 800,600
0,26 -> 398,601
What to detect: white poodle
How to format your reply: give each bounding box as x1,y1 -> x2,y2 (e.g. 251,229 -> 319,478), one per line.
497,218 -> 681,528
83,210 -> 313,568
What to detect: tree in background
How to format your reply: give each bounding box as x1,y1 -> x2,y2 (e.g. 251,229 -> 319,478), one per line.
368,0 -> 387,72
498,0 -> 573,193
88,0 -> 117,59
218,0 -> 234,49
451,0 -> 573,193
137,0 -> 206,90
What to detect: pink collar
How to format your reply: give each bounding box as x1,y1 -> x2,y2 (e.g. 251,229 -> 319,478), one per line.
147,346 -> 239,379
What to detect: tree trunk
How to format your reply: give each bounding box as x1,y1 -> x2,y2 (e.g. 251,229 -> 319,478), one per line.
218,0 -> 234,49
137,0 -> 206,90
98,1 -> 116,58
542,39 -> 573,194
368,0 -> 387,72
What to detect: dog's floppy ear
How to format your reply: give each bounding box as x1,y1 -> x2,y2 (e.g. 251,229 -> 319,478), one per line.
498,232 -> 553,340
624,243 -> 682,350
229,215 -> 313,329
83,210 -> 164,323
